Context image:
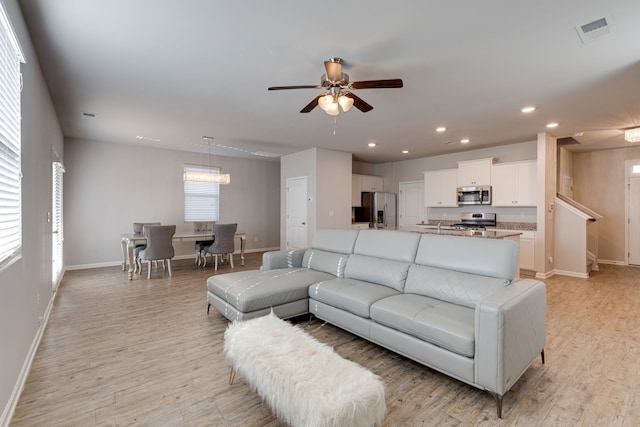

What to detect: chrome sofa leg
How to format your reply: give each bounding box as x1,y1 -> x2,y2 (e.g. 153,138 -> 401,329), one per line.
207,303 -> 211,315
541,349 -> 545,364
489,392 -> 503,418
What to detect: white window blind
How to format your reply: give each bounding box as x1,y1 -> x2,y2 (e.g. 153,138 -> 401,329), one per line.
184,165 -> 221,222
52,161 -> 64,285
0,4 -> 23,268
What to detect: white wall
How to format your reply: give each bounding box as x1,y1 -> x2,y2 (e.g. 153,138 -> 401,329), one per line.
0,0 -> 65,423
64,138 -> 281,268
280,148 -> 352,248
572,146 -> 640,263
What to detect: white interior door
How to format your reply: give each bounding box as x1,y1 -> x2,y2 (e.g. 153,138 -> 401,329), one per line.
398,181 -> 424,227
629,176 -> 640,265
286,176 -> 308,249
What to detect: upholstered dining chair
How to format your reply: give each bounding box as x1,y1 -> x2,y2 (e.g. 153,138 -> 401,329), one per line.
136,225 -> 176,279
203,223 -> 237,271
132,222 -> 160,272
193,221 -> 214,267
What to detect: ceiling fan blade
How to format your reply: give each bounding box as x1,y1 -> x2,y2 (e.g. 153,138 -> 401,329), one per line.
268,85 -> 322,90
350,79 -> 403,89
344,92 -> 373,112
324,60 -> 343,82
300,95 -> 322,113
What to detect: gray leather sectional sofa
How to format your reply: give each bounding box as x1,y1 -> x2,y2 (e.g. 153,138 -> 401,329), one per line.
206,228 -> 547,417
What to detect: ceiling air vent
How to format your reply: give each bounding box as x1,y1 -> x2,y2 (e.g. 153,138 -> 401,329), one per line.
575,15 -> 616,43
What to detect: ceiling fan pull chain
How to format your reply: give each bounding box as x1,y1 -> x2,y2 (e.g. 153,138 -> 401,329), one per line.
333,117 -> 338,136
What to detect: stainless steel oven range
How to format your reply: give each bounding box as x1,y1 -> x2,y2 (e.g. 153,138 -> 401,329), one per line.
451,212 -> 496,230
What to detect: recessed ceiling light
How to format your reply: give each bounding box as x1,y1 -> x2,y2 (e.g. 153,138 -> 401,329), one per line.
135,135 -> 161,142
460,138 -> 470,144
368,142 -> 377,147
436,127 -> 446,132
521,106 -> 536,113
401,150 -> 409,154
546,122 -> 559,128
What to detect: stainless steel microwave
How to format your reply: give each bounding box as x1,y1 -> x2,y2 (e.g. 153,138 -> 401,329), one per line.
457,185 -> 491,205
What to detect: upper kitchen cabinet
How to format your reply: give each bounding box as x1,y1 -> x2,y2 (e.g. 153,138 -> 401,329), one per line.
352,174 -> 384,206
491,160 -> 537,206
457,158 -> 493,187
424,169 -> 458,207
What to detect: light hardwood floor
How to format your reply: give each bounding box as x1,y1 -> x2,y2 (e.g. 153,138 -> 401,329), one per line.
10,255 -> 640,426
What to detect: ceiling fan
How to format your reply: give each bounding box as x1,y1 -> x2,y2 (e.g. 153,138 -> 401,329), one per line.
268,57 -> 403,115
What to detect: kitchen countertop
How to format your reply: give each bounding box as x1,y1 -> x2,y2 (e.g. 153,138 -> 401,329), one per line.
415,221 -> 537,231
411,224 -> 522,239
412,227 -> 522,239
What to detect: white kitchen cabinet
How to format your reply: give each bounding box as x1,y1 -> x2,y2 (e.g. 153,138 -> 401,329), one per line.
361,175 -> 384,192
457,158 -> 493,187
424,169 -> 458,207
519,231 -> 535,270
495,229 -> 535,271
352,175 -> 362,206
491,160 -> 537,206
352,174 -> 384,206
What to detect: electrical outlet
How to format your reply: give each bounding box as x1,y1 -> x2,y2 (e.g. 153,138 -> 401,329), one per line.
548,255 -> 553,263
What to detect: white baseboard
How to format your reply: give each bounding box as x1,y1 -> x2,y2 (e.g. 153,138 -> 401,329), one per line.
65,247 -> 280,271
553,269 -> 590,279
597,259 -> 627,266
1,289 -> 56,427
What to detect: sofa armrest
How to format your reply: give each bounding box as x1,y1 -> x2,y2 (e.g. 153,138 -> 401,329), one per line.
262,249 -> 307,271
474,279 -> 546,395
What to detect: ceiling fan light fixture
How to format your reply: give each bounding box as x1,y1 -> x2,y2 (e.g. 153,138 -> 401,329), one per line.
325,102 -> 339,115
625,127 -> 640,143
317,94 -> 334,112
338,95 -> 354,112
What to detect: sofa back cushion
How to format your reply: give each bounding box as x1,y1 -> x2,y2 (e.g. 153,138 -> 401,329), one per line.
405,265 -> 510,308
353,229 -> 421,262
415,234 -> 518,280
311,228 -> 360,254
302,249 -> 349,278
405,234 -> 519,308
344,254 -> 411,292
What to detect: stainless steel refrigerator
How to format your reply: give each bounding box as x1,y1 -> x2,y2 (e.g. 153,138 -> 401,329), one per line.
361,192 -> 397,229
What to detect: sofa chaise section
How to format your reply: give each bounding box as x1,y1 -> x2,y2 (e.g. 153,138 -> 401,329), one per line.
206,229 -> 359,321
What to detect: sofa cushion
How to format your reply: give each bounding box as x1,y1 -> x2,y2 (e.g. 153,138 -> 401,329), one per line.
309,278 -> 400,318
302,249 -> 349,278
312,228 -> 360,254
370,294 -> 475,357
353,229 -> 421,262
344,254 -> 411,292
415,234 -> 518,281
404,264 -> 510,309
207,268 -> 334,312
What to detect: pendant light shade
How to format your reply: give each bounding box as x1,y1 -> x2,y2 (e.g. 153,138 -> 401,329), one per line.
625,127 -> 640,143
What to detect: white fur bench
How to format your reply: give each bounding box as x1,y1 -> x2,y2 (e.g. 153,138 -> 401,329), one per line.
223,312 -> 386,427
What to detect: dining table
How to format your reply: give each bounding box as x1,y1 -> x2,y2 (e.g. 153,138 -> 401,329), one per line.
120,231 -> 246,280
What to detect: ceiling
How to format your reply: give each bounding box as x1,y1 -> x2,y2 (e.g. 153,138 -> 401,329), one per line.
17,0 -> 640,163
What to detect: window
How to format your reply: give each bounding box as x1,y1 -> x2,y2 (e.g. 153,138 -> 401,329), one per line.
184,164 -> 220,222
0,4 -> 24,269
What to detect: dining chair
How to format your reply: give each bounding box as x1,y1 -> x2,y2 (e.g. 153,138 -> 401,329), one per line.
193,221 -> 215,266
136,225 -> 176,279
203,223 -> 237,271
132,222 -> 160,272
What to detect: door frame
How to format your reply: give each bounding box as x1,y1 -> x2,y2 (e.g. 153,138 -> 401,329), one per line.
625,159 -> 640,265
